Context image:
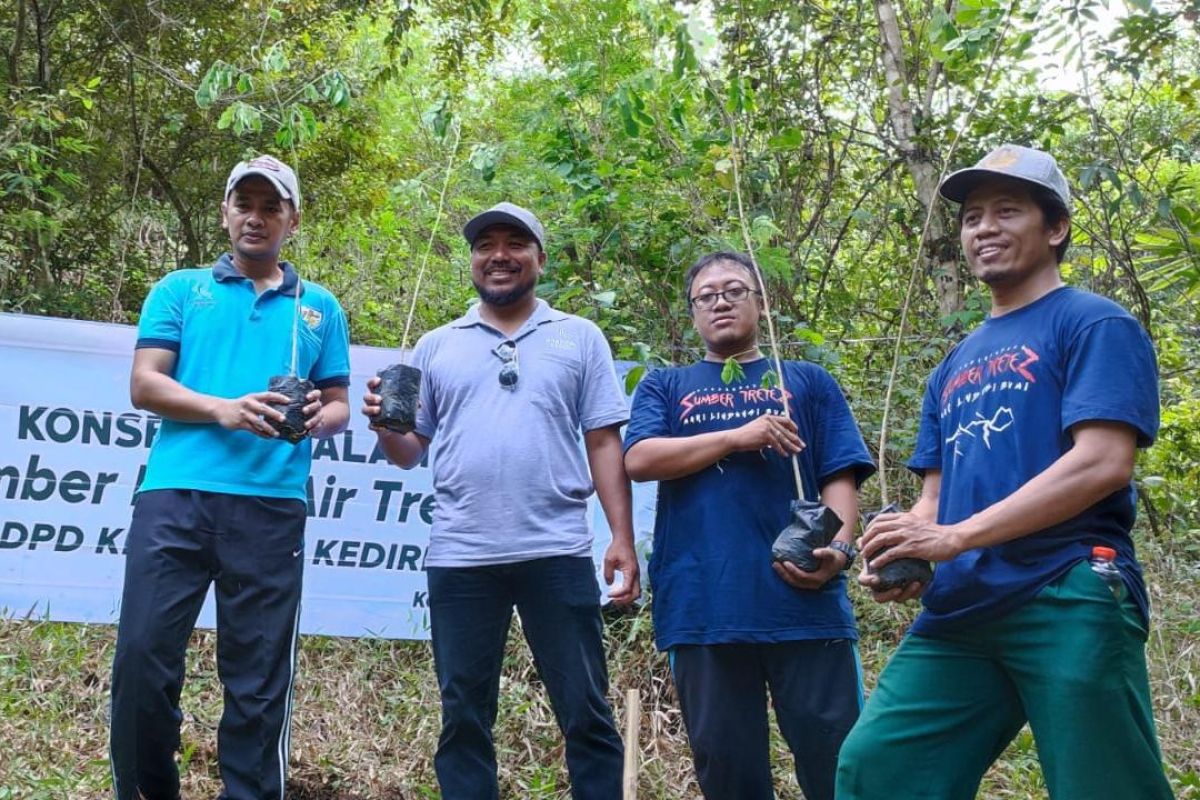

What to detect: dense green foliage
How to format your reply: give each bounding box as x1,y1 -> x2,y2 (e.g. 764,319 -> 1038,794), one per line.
2,0 -> 1199,795
3,0 -> 1197,521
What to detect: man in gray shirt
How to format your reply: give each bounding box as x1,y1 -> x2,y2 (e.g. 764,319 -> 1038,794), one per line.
363,202 -> 640,800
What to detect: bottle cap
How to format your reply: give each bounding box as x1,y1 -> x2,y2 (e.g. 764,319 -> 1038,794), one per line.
1091,545 -> 1117,561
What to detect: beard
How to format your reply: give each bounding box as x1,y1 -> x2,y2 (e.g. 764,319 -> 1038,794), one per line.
472,275 -> 537,307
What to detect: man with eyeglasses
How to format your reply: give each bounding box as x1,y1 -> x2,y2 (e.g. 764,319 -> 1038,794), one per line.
362,202 -> 639,800
623,251 -> 874,800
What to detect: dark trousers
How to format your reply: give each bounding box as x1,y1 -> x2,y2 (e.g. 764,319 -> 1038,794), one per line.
671,639 -> 862,800
109,489 -> 306,800
427,555 -> 624,800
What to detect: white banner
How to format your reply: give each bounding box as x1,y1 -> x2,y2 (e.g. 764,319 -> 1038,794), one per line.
0,312 -> 654,639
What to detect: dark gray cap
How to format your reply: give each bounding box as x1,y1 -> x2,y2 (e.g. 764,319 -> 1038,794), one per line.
463,202 -> 545,249
939,144 -> 1070,211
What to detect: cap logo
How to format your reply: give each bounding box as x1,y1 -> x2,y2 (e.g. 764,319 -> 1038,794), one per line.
981,149 -> 1020,169
247,156 -> 283,172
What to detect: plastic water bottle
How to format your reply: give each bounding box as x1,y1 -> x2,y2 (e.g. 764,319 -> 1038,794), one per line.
1089,546 -> 1123,600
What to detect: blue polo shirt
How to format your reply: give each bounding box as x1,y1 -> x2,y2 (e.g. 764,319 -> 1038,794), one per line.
135,254 -> 351,501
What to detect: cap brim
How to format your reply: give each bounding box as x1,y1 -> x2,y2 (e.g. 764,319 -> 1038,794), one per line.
939,167 -> 1058,205
463,211 -> 537,246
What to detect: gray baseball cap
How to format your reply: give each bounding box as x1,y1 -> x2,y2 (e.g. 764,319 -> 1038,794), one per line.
463,202 -> 545,250
225,154 -> 301,210
939,144 -> 1070,211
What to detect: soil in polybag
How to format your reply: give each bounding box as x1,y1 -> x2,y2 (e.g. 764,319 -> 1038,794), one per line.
267,375 -> 315,444
771,499 -> 844,572
376,364 -> 421,434
863,503 -> 934,591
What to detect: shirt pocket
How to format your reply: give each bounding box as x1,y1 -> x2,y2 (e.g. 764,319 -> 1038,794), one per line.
526,351 -> 582,423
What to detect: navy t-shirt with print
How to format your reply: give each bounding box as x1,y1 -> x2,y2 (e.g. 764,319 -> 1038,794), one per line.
908,287 -> 1159,637
624,358 -> 875,651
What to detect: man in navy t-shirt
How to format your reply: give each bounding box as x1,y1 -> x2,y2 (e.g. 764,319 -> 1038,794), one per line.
624,251 -> 875,800
836,145 -> 1174,799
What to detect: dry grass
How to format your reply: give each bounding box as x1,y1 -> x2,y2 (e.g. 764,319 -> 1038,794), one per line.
1,535 -> 1197,800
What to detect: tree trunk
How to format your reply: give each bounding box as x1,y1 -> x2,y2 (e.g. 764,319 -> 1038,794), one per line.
29,0 -> 50,89
7,0 -> 27,86
142,153 -> 203,267
875,0 -> 962,320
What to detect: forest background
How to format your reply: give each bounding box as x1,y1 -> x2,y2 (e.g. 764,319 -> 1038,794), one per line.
2,0 -> 1199,797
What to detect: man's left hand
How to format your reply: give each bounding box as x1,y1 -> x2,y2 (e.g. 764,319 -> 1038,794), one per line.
302,389 -> 324,433
603,540 -> 641,607
772,546 -> 845,590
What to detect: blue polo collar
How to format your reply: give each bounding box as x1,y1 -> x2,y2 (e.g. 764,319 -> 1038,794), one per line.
213,253 -> 303,297
451,298 -> 569,338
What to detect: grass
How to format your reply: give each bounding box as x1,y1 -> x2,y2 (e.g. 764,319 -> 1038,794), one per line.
1,533 -> 1197,799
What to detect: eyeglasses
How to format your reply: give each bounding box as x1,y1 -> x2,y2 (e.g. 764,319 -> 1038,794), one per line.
494,340 -> 519,389
688,285 -> 761,311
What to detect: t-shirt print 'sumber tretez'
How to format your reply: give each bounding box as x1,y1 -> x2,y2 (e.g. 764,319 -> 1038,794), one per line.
907,286 -> 1160,637
676,383 -> 794,426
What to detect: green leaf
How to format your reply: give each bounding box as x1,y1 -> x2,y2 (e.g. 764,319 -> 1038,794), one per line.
423,95 -> 451,138
261,42 -> 290,74
767,128 -> 803,151
216,104 -> 238,130
322,72 -> 352,109
750,215 -> 781,247
195,61 -> 235,108
619,104 -> 639,137
794,327 -> 825,345
624,364 -> 646,394
721,357 -> 745,385
469,143 -> 502,183
760,369 -> 778,389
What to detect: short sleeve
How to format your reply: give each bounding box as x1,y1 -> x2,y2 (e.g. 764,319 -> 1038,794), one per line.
1062,317 -> 1159,447
576,322 -> 629,432
136,274 -> 185,351
310,295 -> 351,389
808,367 -> 876,488
907,372 -> 943,474
412,333 -> 438,441
622,369 -> 672,453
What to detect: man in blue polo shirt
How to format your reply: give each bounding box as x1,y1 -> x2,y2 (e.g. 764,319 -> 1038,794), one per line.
836,145 -> 1173,799
362,202 -> 640,800
109,154 -> 351,800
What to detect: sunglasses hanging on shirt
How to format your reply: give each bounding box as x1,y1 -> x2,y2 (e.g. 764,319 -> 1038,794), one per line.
494,339 -> 519,389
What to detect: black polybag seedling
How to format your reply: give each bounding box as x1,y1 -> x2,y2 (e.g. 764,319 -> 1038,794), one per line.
862,503 -> 934,591
771,499 -> 844,573
376,364 -> 422,434
267,374 -> 315,444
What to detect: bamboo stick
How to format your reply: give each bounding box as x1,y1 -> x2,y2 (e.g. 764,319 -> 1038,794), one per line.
622,687 -> 640,800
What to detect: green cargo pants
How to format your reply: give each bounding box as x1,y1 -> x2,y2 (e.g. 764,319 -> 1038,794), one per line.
836,560 -> 1174,800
